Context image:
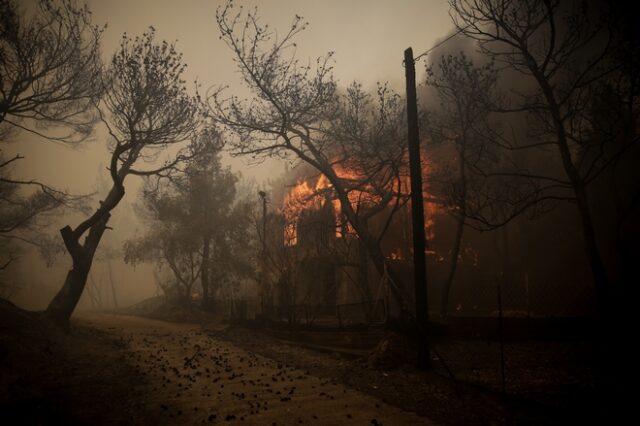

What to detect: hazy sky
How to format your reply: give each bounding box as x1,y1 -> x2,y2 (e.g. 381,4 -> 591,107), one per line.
86,0 -> 454,183
87,0 -> 452,91
7,0 -> 453,193
2,4 -> 459,310
5,0 -> 455,308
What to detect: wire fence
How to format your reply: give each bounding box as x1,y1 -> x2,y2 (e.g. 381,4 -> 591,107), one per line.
430,278 -> 596,318
261,299 -> 387,327
255,256 -> 596,330
257,274 -> 595,326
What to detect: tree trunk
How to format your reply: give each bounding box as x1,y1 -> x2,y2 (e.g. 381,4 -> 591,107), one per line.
201,234 -> 211,310
292,139 -> 412,313
46,213 -> 110,327
357,236 -> 372,321
288,143 -> 412,318
440,213 -> 464,319
47,265 -> 91,327
356,220 -> 409,311
46,148 -> 129,327
86,272 -> 100,309
574,184 -> 610,314
441,137 -> 467,319
326,168 -> 410,312
107,259 -> 118,310
533,70 -> 610,314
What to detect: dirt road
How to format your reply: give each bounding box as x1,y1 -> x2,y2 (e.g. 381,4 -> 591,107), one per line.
77,313 -> 435,425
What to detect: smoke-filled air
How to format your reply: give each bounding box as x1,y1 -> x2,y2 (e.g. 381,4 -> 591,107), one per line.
1,0 -> 636,424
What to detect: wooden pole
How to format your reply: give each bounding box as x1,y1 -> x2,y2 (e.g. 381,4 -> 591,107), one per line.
259,190 -> 267,314
497,284 -> 506,394
405,47 -> 430,369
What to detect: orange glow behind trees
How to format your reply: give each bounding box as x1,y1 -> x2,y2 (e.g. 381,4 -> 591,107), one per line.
281,153 -> 439,255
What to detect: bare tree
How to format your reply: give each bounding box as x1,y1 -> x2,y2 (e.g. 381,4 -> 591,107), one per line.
209,3 -> 412,309
46,29 -> 199,325
449,0 -> 639,316
0,155 -> 83,258
425,52 -> 498,318
0,0 -> 103,141
0,0 -> 103,269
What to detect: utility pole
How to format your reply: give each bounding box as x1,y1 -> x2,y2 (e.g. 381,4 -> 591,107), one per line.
405,47 -> 430,369
258,190 -> 267,314
497,284 -> 506,394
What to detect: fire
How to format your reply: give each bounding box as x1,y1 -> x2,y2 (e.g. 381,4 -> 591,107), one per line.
424,206 -> 437,240
282,179 -> 323,225
282,152 -> 440,248
282,175 -> 332,246
282,179 -> 318,246
397,171 -> 439,241
282,165 -> 380,245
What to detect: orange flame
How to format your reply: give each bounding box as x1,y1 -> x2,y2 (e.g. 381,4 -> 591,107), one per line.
282,176 -> 331,246
282,151 -> 439,247
282,165 -> 380,245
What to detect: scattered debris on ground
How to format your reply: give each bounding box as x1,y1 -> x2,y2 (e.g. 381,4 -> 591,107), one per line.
0,299 -> 166,425
213,323 -> 599,426
2,297 -> 600,425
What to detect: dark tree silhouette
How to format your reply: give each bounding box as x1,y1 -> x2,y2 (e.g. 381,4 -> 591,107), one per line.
46,29 -> 200,325
209,3 -> 413,310
124,133 -> 253,309
0,0 -> 103,141
449,0 -> 639,318
424,52 -> 498,318
0,0 -> 103,269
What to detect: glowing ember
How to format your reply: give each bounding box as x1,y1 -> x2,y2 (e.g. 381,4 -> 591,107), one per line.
388,248 -> 403,260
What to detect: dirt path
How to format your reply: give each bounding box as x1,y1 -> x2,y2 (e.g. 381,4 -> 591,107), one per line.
77,313 -> 435,425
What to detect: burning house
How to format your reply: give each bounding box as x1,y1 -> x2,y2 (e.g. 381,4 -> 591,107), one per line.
259,152 -> 596,325
261,163 -> 442,324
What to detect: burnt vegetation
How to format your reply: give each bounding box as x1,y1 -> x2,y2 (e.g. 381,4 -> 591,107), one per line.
1,0 -> 637,424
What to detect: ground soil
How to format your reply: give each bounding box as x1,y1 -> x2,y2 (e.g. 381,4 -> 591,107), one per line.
0,299 -> 165,425
213,325 -> 598,426
2,302 -> 431,425
1,299 -> 600,425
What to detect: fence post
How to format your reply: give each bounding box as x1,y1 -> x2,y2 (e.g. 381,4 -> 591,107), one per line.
497,284 -> 506,395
